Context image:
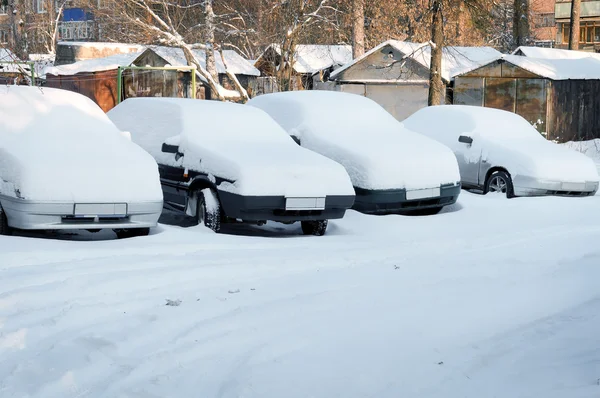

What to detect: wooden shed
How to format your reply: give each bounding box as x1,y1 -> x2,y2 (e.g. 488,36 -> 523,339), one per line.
327,41 -> 501,121
453,55 -> 600,142
136,46 -> 260,99
45,51 -> 200,112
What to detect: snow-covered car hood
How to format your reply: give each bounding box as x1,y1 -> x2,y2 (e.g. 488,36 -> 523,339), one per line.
108,98 -> 355,198
0,86 -> 163,203
249,92 -> 460,191
488,138 -> 600,183
178,140 -> 355,197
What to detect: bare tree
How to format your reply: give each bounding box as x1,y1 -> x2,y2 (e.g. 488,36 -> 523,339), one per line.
512,0 -> 530,47
428,0 -> 444,106
204,0 -> 218,81
352,0 -> 365,58
569,0 -> 580,50
105,0 -> 248,101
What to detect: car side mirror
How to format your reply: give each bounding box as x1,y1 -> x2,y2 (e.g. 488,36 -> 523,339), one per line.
162,143 -> 179,154
162,143 -> 184,160
458,135 -> 473,145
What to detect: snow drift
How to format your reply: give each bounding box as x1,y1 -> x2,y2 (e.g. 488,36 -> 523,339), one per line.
0,86 -> 163,202
108,98 -> 354,198
402,105 -> 600,183
248,91 -> 461,191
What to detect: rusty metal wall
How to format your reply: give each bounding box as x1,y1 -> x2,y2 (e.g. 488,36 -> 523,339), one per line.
549,80 -> 600,142
453,77 -> 484,106
483,78 -> 516,112
515,79 -> 547,134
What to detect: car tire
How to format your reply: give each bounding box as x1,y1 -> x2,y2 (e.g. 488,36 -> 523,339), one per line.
197,188 -> 221,233
301,220 -> 328,236
485,170 -> 514,198
0,204 -> 12,236
114,227 -> 150,239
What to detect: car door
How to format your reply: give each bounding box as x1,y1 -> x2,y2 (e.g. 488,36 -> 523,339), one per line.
158,143 -> 188,211
454,133 -> 483,188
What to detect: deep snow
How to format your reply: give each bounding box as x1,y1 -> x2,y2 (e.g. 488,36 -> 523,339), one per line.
1,192 -> 600,397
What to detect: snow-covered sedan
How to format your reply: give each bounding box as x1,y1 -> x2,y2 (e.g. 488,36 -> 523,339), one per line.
108,98 -> 355,235
248,91 -> 461,215
402,105 -> 600,198
0,86 -> 163,238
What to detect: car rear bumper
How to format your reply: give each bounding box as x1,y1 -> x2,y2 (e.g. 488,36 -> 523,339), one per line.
513,176 -> 599,197
0,195 -> 162,230
353,183 -> 461,214
218,191 -> 355,222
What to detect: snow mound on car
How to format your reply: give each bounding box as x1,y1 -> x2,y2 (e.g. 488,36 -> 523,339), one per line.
248,91 -> 460,190
0,86 -> 162,202
108,98 -> 354,197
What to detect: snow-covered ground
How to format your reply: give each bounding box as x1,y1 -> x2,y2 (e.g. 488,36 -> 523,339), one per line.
1,192 -> 600,398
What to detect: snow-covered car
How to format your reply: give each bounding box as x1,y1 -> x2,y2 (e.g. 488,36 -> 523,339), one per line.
402,105 -> 600,198
248,91 -> 461,215
107,98 -> 355,235
0,86 -> 163,238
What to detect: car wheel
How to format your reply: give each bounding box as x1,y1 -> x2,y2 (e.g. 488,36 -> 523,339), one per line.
0,204 -> 12,236
485,170 -> 514,198
301,220 -> 328,236
197,188 -> 221,233
114,227 -> 150,239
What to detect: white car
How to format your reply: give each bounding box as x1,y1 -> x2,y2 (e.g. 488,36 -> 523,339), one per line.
249,91 -> 461,215
402,105 -> 600,197
0,86 -> 163,238
108,98 -> 355,236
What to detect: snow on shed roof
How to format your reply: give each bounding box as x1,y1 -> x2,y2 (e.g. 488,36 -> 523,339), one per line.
456,54 -> 600,80
330,40 -> 502,82
44,51 -> 143,76
0,49 -> 19,62
148,46 -> 260,76
512,46 -> 600,60
57,41 -> 145,52
260,44 -> 353,74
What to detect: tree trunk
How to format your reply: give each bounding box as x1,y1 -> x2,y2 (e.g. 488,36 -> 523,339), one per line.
204,0 -> 218,82
352,0 -> 365,58
8,0 -> 26,59
512,0 -> 530,48
428,0 -> 444,106
218,46 -> 250,102
569,0 -> 581,50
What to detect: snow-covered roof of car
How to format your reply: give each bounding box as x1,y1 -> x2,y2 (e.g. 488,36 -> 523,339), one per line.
248,91 -> 460,190
0,86 -> 161,202
330,40 -> 502,82
108,98 -> 353,197
402,105 -> 543,142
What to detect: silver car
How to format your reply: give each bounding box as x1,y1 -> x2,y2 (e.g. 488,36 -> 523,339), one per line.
402,105 -> 599,198
0,86 -> 163,238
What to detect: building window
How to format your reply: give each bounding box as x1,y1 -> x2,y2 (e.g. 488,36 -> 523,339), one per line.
0,4 -> 7,15
0,30 -> 8,44
576,22 -> 600,44
36,0 -> 46,13
562,24 -> 570,44
535,13 -> 555,28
